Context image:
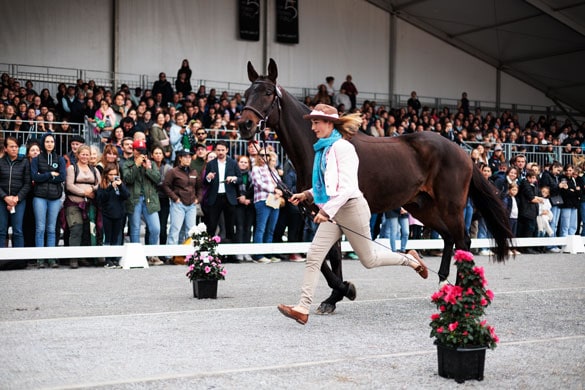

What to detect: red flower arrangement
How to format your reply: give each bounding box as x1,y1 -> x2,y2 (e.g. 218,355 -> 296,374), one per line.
430,250 -> 499,349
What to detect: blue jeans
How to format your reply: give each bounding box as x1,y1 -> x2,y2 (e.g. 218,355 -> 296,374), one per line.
550,205 -> 561,236
464,197 -> 473,235
581,203 -> 585,236
0,200 -> 26,247
167,201 -> 197,245
559,207 -> 578,236
384,216 -> 409,252
33,197 -> 62,247
254,200 -> 279,244
130,196 -> 160,245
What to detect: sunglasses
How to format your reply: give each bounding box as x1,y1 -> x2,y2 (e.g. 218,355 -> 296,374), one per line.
196,132 -> 206,135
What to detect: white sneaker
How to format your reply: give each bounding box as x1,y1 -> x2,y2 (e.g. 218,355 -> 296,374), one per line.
270,257 -> 282,263
547,247 -> 561,253
254,257 -> 271,264
479,250 -> 492,256
243,254 -> 253,262
236,255 -> 244,262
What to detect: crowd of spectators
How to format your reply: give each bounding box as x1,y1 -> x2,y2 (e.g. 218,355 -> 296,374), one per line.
1,64 -> 585,269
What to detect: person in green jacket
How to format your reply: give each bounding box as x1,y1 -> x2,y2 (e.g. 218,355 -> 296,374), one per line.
122,139 -> 163,265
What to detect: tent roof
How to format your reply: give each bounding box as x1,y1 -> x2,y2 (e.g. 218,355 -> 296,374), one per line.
368,0 -> 585,116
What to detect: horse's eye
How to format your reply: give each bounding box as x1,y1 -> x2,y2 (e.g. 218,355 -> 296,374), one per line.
266,90 -> 272,96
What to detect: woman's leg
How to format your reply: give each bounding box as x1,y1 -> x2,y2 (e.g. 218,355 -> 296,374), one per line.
399,217 -> 410,252
33,197 -> 48,247
296,221 -> 343,313
66,206 -> 84,246
264,208 -> 280,243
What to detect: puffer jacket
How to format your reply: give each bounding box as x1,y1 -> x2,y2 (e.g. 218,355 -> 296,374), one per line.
0,155 -> 31,202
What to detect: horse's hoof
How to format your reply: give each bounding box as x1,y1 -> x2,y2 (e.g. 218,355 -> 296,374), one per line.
315,303 -> 336,315
438,279 -> 450,288
344,281 -> 357,301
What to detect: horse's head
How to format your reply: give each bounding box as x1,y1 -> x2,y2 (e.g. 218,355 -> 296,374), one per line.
238,58 -> 282,140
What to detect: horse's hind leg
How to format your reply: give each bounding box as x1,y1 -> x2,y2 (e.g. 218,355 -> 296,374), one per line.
317,240 -> 356,314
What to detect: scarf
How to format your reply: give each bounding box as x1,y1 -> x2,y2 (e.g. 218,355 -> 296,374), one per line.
312,129 -> 342,204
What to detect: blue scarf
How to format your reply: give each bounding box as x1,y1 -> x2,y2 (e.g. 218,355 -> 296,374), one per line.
312,129 -> 342,204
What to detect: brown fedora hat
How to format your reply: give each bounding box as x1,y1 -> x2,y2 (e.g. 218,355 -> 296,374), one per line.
303,104 -> 341,124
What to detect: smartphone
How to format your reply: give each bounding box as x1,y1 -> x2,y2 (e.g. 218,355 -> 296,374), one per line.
114,176 -> 120,181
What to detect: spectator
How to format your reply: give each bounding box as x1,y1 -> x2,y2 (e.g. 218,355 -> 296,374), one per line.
488,144 -> 505,173
558,164 -> 579,237
176,59 -> 192,93
312,84 -> 331,105
250,149 -> 283,263
537,186 -> 554,238
190,142 -> 208,176
333,88 -> 351,113
162,149 -> 202,247
151,145 -> 172,253
169,111 -> 189,159
31,133 -> 66,268
0,136 -> 31,249
325,76 -> 335,99
340,74 -> 358,111
458,92 -> 470,116
122,139 -> 163,265
502,183 -> 519,239
96,163 -> 129,268
234,155 -> 255,261
64,145 -> 100,268
22,141 -> 40,250
517,172 -> 543,254
150,112 -> 171,161
202,140 -> 241,242
96,144 -> 119,175
151,72 -> 173,107
384,207 -> 409,253
407,91 -> 421,114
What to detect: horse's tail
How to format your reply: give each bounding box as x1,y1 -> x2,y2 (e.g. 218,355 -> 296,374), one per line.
468,166 -> 513,262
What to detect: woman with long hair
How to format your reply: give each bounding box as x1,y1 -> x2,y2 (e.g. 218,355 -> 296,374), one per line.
64,145 -> 101,268
97,144 -> 119,175
31,133 -> 66,268
151,145 -> 172,249
96,163 -> 129,268
234,155 -> 255,261
278,104 -> 427,325
23,141 -> 41,249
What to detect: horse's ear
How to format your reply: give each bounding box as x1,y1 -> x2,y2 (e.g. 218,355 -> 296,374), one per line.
268,58 -> 278,83
247,61 -> 259,82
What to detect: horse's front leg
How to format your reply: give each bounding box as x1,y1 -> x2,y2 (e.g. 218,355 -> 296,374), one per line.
316,240 -> 356,314
438,238 -> 455,284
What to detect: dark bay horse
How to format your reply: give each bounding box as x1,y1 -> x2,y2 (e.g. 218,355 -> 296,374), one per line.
238,59 -> 513,312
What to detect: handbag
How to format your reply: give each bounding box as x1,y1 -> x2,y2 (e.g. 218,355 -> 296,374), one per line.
550,195 -> 564,206
265,193 -> 282,209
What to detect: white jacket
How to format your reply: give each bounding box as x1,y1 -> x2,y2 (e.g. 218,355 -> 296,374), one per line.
309,139 -> 363,218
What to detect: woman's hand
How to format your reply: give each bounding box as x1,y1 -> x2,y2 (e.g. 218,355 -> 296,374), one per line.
289,192 -> 306,206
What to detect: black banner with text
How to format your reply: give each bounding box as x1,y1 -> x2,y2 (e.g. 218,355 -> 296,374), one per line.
276,0 -> 299,44
239,0 -> 260,41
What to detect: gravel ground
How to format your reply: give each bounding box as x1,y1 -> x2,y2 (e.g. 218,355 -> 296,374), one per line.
0,252 -> 584,389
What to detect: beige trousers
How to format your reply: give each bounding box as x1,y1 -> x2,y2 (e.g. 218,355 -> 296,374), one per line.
295,197 -> 410,313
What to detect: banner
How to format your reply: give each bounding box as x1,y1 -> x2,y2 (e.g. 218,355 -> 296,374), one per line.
239,0 -> 260,41
276,0 -> 299,44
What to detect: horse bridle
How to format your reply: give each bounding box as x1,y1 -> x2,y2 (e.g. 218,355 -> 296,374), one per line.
242,80 -> 281,134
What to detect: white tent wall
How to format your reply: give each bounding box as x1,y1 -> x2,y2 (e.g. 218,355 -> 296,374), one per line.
1,0 -> 113,71
0,0 -> 556,109
265,0 -> 390,92
394,18 -> 557,108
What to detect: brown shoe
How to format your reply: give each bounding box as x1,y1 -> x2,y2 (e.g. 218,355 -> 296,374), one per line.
277,304 -> 308,325
407,250 -> 428,279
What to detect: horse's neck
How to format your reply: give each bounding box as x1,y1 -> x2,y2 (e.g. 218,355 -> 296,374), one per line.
277,93 -> 314,191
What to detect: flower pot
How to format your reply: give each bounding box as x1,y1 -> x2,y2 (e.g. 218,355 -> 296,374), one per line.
436,343 -> 486,383
193,279 -> 218,299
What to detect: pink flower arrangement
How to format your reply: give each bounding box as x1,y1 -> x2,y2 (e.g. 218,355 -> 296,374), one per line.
185,223 -> 227,281
430,250 -> 498,349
